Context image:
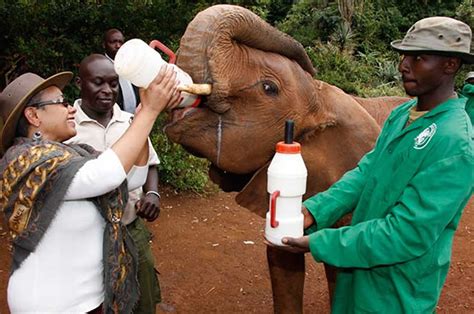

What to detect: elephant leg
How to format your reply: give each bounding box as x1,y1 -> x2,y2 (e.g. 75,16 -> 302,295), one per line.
267,246 -> 305,314
323,263 -> 337,306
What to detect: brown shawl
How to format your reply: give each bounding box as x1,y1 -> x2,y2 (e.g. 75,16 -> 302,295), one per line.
0,137 -> 138,313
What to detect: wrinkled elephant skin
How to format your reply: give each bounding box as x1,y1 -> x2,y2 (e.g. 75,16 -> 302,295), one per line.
165,4 -> 408,313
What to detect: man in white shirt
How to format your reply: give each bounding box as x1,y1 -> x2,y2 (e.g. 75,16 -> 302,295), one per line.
67,54 -> 174,313
103,28 -> 140,113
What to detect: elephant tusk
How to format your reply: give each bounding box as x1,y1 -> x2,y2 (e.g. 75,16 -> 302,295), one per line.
178,83 -> 212,95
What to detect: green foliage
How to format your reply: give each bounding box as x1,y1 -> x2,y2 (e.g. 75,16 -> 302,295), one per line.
330,21 -> 356,52
265,0 -> 294,25
0,1 -> 206,88
455,0 -> 474,29
282,0 -> 471,96
150,115 -> 214,193
351,2 -> 406,54
307,41 -> 405,96
278,1 -> 341,46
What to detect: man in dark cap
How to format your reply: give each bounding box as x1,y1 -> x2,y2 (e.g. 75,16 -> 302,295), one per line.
461,71 -> 474,123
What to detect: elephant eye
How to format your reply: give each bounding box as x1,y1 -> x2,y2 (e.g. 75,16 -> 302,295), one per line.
262,81 -> 278,96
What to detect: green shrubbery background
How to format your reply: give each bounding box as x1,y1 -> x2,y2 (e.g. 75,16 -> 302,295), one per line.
1,0 -> 472,192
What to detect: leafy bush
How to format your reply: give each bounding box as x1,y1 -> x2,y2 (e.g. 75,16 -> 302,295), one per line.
149,115 -> 215,193
330,21 -> 356,53
278,1 -> 342,46
456,0 -> 474,28
307,41 -> 405,97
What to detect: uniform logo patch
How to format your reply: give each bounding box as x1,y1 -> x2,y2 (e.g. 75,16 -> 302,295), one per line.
414,123 -> 437,150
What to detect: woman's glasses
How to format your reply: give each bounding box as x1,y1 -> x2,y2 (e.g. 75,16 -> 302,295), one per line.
29,98 -> 71,108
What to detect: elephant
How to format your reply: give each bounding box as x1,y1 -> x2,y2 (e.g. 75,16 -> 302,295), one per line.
164,4 -> 408,313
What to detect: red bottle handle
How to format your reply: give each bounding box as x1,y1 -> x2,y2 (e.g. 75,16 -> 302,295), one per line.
149,40 -> 176,64
270,190 -> 280,228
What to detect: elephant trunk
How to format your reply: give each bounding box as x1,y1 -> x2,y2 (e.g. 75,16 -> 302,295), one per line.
177,4 -> 316,84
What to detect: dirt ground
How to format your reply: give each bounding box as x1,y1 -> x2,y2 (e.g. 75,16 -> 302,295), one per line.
0,189 -> 472,313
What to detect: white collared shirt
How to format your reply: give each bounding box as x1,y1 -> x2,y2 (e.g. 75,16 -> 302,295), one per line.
66,99 -> 160,224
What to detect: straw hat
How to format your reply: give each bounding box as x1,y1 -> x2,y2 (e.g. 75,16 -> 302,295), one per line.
391,16 -> 474,64
0,72 -> 73,154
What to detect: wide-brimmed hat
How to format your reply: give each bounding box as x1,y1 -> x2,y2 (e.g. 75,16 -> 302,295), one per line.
466,71 -> 474,82
0,72 -> 73,154
391,16 -> 474,64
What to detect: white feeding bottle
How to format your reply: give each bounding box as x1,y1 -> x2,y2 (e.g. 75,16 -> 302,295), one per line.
114,38 -> 201,108
265,120 -> 307,246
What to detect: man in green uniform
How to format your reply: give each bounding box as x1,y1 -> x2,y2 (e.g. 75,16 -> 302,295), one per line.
461,71 -> 474,123
275,17 -> 473,313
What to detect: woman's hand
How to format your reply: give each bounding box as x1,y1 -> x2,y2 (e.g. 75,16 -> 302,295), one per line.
139,65 -> 181,114
113,65 -> 179,173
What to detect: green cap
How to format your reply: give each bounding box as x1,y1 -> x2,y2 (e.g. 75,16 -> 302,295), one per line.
391,16 -> 473,64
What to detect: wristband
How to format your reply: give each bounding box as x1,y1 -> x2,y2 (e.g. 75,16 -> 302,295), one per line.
145,191 -> 161,199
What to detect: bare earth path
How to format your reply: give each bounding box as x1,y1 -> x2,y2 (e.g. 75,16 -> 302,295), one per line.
0,189 -> 472,313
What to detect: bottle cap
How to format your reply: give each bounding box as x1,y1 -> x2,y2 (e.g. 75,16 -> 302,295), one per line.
276,141 -> 301,154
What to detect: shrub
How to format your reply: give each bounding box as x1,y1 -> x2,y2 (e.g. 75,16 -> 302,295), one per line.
150,115 -> 214,193
307,40 -> 406,97
278,1 -> 342,46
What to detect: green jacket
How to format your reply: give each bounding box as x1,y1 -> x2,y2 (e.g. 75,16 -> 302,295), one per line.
461,83 -> 474,124
304,97 -> 473,313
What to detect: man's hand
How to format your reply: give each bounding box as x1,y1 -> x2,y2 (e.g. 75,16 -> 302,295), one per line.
264,235 -> 310,254
281,236 -> 310,253
302,205 -> 315,229
136,192 -> 160,222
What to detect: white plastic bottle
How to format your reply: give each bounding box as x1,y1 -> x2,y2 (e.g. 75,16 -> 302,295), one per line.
114,38 -> 200,108
265,120 -> 307,246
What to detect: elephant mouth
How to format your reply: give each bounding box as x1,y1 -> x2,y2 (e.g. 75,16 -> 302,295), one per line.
209,163 -> 256,192
164,95 -> 265,194
167,106 -> 199,126
164,95 -> 215,128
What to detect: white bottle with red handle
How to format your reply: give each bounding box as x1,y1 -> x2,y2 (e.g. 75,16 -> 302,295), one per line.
265,120 -> 307,246
114,38 -> 201,108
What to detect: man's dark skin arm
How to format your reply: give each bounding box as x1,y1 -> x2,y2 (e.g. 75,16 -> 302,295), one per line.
136,165 -> 161,221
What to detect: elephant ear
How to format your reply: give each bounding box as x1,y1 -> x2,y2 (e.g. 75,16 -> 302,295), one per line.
234,126 -> 358,220
235,90 -> 383,220
233,126 -> 350,220
234,87 -> 340,218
